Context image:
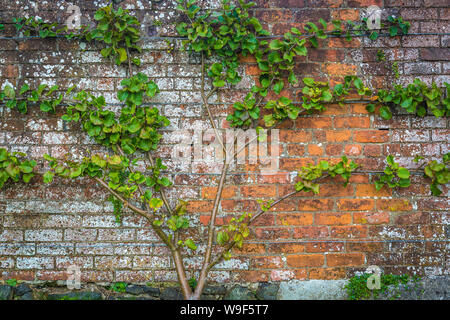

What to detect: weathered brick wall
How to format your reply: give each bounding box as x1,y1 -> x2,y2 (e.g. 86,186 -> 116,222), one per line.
0,0 -> 448,285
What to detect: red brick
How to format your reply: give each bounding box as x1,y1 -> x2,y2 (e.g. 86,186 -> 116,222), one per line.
337,199 -> 375,211
325,130 -> 352,142
277,213 -> 313,226
241,185 -> 277,198
335,117 -> 370,128
354,212 -> 390,224
354,130 -> 389,143
315,212 -> 352,225
327,253 -> 365,266
287,254 -> 324,267
377,199 -> 413,212
309,267 -> 346,279
293,226 -> 329,238
267,243 -> 305,254
330,226 -> 368,238
202,186 -> 237,199
344,144 -> 362,156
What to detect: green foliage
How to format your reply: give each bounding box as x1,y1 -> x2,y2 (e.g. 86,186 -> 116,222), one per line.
108,194 -> 124,224
303,18 -> 329,48
216,212 -> 252,255
62,73 -> 167,154
0,83 -> 73,114
342,15 -> 410,41
176,0 -> 267,88
257,199 -> 274,212
295,156 -> 359,194
86,4 -> 142,66
262,96 -> 299,127
376,49 -> 386,62
227,92 -> 260,127
387,15 -> 411,37
5,279 -> 17,287
0,148 -> 37,189
375,156 -> 411,190
345,273 -> 420,300
11,6 -> 141,66
110,282 -> 127,293
188,277 -> 198,290
371,79 -> 450,119
13,16 -> 86,39
177,1 -> 408,130
423,153 -> 449,196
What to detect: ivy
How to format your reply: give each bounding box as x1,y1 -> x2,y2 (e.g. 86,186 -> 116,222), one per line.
422,153 -> 449,196
86,4 -> 142,66
375,156 -> 411,190
0,83 -> 74,114
295,156 -> 359,194
176,0 -> 267,88
108,194 -> 124,224
62,73 -> 168,154
369,79 -> 450,119
110,282 -> 127,293
0,148 -> 37,189
216,212 -> 252,255
11,6 -> 142,66
341,15 -> 410,41
13,16 -> 86,39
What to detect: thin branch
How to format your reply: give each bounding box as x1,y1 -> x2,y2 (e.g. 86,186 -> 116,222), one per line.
93,177 -> 149,218
201,52 -> 225,153
146,152 -> 174,216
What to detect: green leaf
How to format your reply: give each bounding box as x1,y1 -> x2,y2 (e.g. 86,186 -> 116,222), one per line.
19,84 -> 30,95
184,239 -> 197,250
389,26 -> 398,37
210,63 -> 223,76
302,77 -> 315,87
269,39 -> 283,50
213,79 -> 226,87
22,173 -> 34,183
43,171 -> 55,183
366,104 -> 375,113
4,85 -> 15,99
379,106 -> 392,120
273,80 -> 284,95
117,48 -> 127,63
397,167 -> 410,179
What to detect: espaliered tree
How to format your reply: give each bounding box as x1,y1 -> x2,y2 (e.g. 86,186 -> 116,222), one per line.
0,0 -> 449,300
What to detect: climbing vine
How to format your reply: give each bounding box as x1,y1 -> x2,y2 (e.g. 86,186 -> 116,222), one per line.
0,0 -> 448,300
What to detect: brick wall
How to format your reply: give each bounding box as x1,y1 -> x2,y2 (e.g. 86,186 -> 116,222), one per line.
0,0 -> 448,285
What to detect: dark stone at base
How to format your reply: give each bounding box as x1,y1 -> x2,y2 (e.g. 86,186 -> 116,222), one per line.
160,287 -> 183,300
14,284 -> 32,296
0,286 -> 13,300
47,291 -> 102,300
125,285 -> 146,295
224,286 -> 256,300
143,286 -> 160,297
112,295 -> 156,300
19,292 -> 34,300
420,277 -> 449,300
203,285 -> 227,295
373,277 -> 449,300
256,282 -> 279,300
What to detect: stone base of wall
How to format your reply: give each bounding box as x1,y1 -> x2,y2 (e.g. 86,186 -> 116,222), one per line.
1,277 -> 448,300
